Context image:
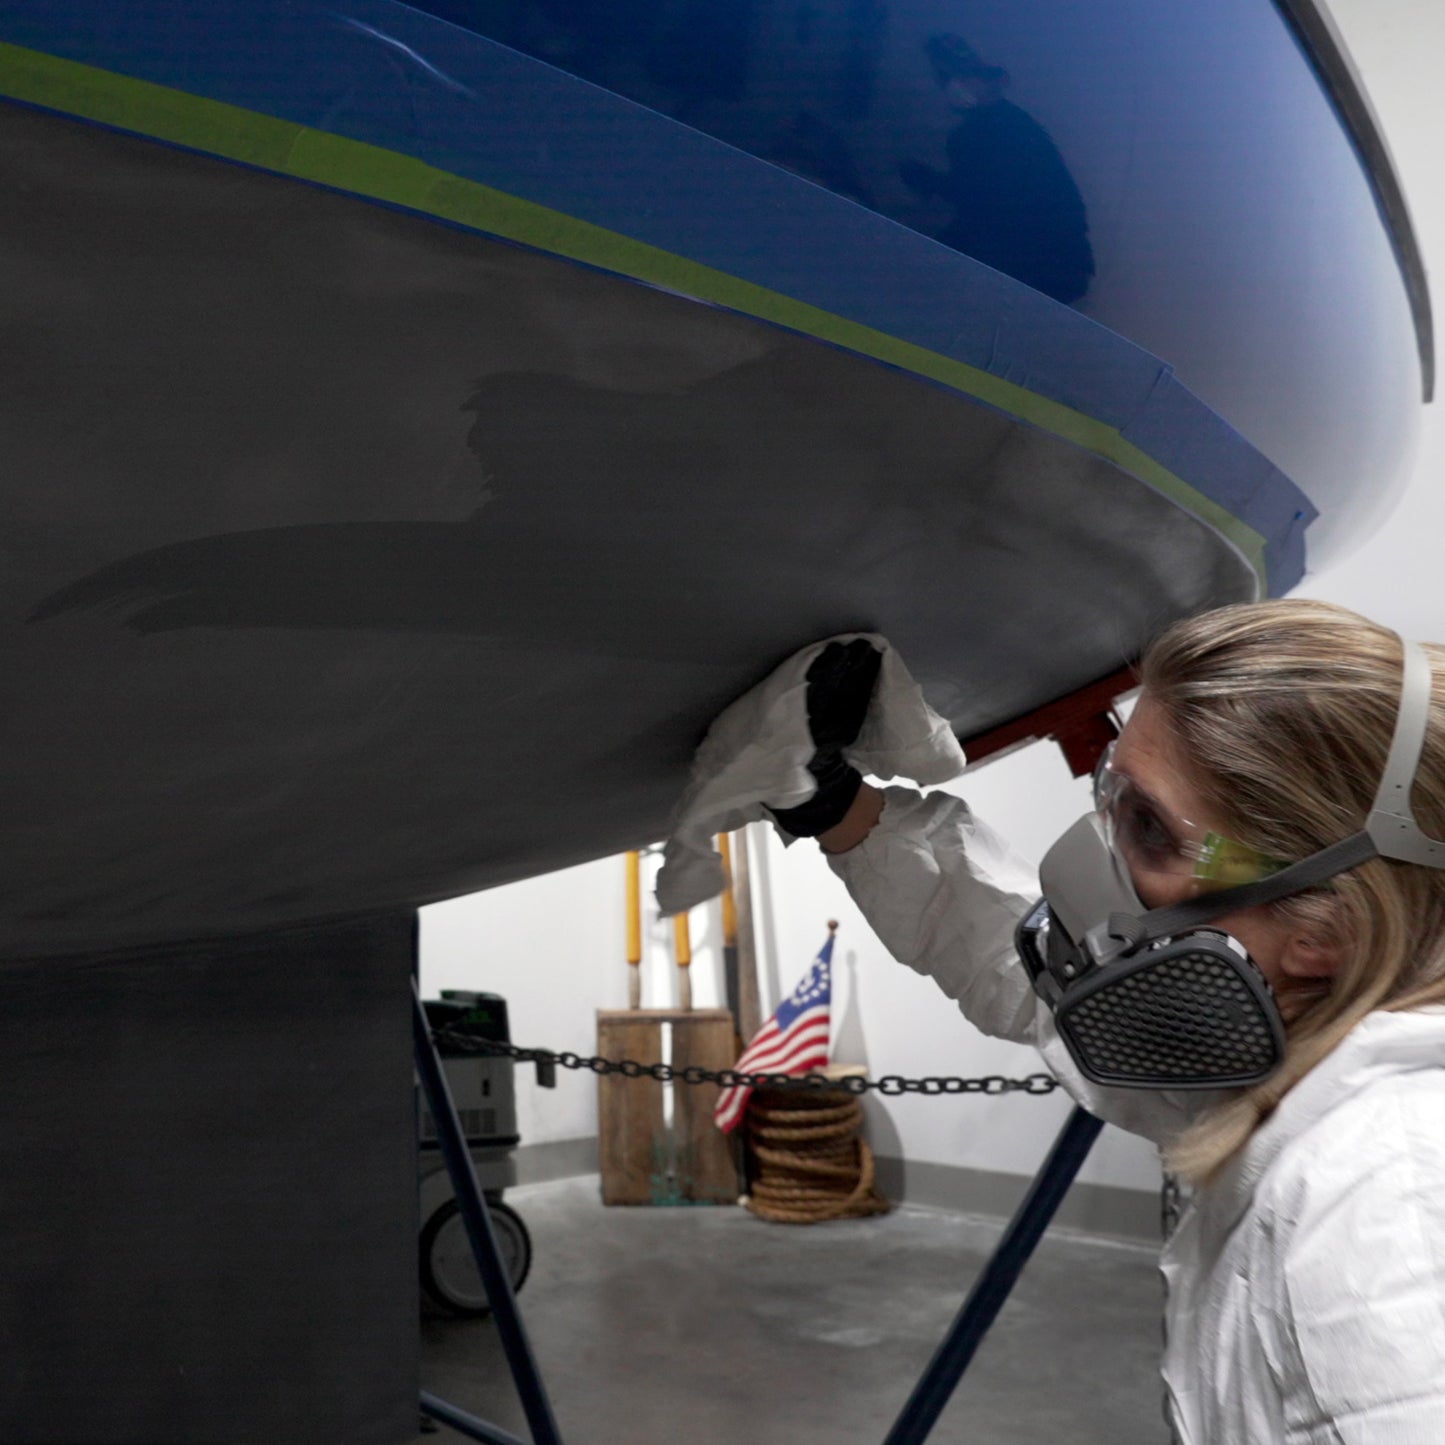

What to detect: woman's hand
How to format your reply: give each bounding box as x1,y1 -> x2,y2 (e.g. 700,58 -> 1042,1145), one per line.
767,640 -> 882,837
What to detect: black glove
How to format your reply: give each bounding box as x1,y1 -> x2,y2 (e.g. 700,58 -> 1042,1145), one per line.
768,639 -> 883,837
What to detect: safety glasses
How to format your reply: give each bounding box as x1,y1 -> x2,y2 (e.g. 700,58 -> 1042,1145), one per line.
1093,741 -> 1286,889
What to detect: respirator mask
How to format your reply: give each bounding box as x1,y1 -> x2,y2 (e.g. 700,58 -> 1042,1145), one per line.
1017,641 -> 1445,1090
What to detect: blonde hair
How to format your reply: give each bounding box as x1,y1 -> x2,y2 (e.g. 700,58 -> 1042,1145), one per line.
1138,599 -> 1445,1183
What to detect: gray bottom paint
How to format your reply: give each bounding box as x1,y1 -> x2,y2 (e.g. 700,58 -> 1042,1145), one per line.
5,105 -> 1257,960
1,913 -> 419,1445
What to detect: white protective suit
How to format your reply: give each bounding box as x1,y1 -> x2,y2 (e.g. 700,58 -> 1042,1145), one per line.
658,641 -> 1445,1444
830,785 -> 1445,1445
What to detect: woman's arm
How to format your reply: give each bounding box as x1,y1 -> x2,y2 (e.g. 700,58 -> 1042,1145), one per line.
822,784 -> 1043,1043
821,783 -> 1212,1144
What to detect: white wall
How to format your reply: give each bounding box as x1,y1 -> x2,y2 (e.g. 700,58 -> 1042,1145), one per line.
422,0 -> 1444,1196
1293,0 -> 1445,639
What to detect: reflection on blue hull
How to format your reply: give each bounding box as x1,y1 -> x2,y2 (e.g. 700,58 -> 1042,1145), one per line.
413,0 -> 1426,561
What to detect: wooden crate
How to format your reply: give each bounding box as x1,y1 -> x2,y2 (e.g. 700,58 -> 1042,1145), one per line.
596,1008 -> 739,1206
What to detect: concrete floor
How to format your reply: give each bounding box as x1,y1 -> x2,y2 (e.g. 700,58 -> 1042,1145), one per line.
412,1175 -> 1169,1445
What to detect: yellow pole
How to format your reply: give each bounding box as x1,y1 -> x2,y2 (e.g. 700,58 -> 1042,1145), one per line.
717,833 -> 740,1030
625,850 -> 642,1009
673,911 -> 693,1012
718,835 -> 738,945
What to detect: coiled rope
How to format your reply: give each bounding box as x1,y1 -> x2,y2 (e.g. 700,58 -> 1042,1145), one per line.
743,1086 -> 891,1224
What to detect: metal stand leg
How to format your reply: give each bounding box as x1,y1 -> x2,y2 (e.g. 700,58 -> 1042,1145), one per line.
412,981 -> 563,1445
883,1106 -> 1105,1445
419,1391 -> 529,1445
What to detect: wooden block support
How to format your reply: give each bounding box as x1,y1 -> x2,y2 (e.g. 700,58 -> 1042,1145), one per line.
672,1013 -> 743,1203
597,1009 -> 739,1206
595,1014 -> 664,1206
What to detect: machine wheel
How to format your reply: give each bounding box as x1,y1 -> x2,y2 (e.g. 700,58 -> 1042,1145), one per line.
420,1195 -> 532,1317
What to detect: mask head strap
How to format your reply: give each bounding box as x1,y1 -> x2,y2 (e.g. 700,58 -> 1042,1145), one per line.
1367,642 -> 1445,866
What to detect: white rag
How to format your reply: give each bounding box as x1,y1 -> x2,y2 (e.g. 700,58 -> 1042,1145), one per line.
654,633 -> 966,914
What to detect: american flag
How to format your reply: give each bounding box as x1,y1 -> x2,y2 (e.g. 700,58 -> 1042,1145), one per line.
714,931 -> 833,1135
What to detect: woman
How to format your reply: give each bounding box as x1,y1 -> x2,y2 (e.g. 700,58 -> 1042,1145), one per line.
776,600 -> 1445,1442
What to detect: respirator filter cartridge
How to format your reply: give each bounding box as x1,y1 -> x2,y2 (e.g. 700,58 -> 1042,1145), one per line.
1053,933 -> 1285,1089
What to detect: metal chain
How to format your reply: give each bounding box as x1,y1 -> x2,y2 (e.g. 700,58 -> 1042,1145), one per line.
431,1028 -> 1061,1098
